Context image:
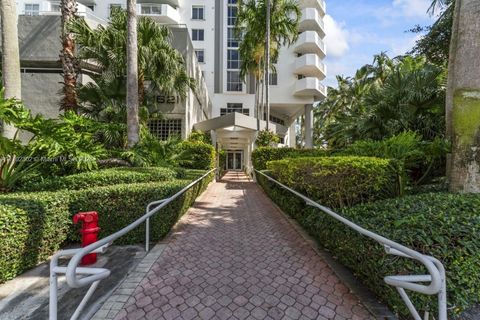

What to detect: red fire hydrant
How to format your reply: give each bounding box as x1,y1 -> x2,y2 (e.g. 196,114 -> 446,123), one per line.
73,211 -> 100,266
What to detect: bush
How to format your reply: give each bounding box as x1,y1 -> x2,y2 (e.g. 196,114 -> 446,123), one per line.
267,156 -> 397,208
257,174 -> 480,318
0,192 -> 70,282
0,172 -> 213,283
17,167 -> 178,192
178,141 -> 215,170
67,175 -> 213,244
255,130 -> 280,147
252,147 -> 329,170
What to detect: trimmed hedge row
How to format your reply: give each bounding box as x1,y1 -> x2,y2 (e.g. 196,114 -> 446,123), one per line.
267,156 -> 397,208
252,147 -> 329,170
0,172 -> 213,283
257,172 -> 480,318
17,167 -> 178,192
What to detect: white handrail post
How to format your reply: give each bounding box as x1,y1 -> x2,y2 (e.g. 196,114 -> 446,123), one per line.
145,216 -> 150,252
49,260 -> 58,320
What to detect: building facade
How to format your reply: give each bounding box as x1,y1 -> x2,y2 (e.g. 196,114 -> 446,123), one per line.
12,0 -> 326,171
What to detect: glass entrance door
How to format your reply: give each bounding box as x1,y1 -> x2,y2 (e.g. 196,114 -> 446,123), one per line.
226,151 -> 243,170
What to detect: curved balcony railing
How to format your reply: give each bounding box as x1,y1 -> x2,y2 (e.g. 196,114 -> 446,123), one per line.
295,31 -> 326,58
299,7 -> 325,37
295,53 -> 326,79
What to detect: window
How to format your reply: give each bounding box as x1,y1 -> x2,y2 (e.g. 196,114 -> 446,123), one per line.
192,29 -> 204,41
87,5 -> 95,11
141,4 -> 162,15
195,50 -> 205,63
227,28 -> 240,48
227,71 -> 242,92
298,74 -> 305,80
220,103 -> 249,116
227,50 -> 241,69
269,72 -> 278,85
228,0 -> 238,4
24,4 -> 40,16
51,2 -> 61,12
110,4 -> 122,16
148,119 -> 182,140
191,5 -> 204,20
227,6 -> 237,25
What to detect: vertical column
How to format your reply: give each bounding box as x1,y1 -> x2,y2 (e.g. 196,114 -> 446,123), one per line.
304,104 -> 313,148
288,118 -> 296,148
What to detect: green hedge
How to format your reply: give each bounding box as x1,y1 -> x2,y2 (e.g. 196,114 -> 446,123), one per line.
17,167 -> 178,192
257,173 -> 480,318
267,156 -> 397,208
178,141 -> 216,170
252,147 -> 329,170
0,193 -> 70,282
0,172 -> 213,283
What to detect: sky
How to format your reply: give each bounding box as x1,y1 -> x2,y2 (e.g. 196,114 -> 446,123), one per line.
324,0 -> 436,87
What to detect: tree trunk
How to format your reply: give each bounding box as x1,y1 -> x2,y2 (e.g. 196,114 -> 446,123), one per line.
446,0 -> 480,193
265,0 -> 270,131
60,0 -> 79,112
126,0 -> 140,148
0,0 -> 21,139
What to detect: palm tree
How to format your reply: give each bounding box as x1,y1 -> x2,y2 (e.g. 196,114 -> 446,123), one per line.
60,0 -> 79,112
236,0 -> 300,122
126,0 -> 139,148
0,0 -> 21,139
446,0 -> 480,192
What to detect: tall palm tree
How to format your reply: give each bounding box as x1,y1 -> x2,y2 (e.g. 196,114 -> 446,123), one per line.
0,0 -> 21,139
446,0 -> 480,192
126,0 -> 139,148
236,0 -> 300,122
60,0 -> 79,112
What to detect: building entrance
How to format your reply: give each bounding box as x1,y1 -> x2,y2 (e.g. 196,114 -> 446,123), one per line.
226,151 -> 243,170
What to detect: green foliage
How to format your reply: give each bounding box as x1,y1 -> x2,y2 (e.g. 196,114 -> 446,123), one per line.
0,192 -> 70,282
315,54 -> 446,149
177,141 -> 216,170
267,157 -> 397,208
17,167 -> 178,192
188,130 -> 212,144
338,132 -> 450,194
66,176 -> 213,244
251,147 -> 329,170
255,130 -> 280,147
257,175 -> 480,318
0,172 -> 213,283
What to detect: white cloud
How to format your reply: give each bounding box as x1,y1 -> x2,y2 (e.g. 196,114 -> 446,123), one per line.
392,0 -> 431,18
324,15 -> 350,58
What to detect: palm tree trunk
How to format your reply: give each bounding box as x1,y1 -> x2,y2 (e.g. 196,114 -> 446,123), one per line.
254,78 -> 259,119
265,0 -> 270,130
126,0 -> 140,148
446,0 -> 480,193
60,0 -> 79,112
1,0 -> 21,139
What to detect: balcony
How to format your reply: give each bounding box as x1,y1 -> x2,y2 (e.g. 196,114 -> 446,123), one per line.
24,1 -> 105,25
138,0 -> 179,8
294,31 -> 326,58
294,77 -> 327,99
138,4 -> 180,24
295,54 -> 326,79
299,8 -> 325,37
299,0 -> 326,16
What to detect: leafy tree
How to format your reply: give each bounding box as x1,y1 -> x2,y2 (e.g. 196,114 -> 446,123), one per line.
409,0 -> 455,66
236,0 -> 300,119
256,129 -> 280,147
315,55 -> 446,149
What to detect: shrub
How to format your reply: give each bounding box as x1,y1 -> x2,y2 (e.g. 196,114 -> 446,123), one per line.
267,156 -> 397,208
0,192 -> 70,282
257,174 -> 480,318
67,175 -> 213,244
178,141 -> 215,170
17,167 -> 178,192
252,147 -> 329,170
255,130 -> 280,147
0,172 -> 213,283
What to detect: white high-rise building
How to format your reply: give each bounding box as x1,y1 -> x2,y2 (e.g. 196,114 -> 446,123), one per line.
13,0 -> 326,171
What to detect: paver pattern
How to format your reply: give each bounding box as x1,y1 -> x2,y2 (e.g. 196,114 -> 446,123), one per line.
114,172 -> 373,320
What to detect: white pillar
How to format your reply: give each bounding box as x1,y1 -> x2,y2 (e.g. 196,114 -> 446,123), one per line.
288,119 -> 296,148
304,104 -> 313,148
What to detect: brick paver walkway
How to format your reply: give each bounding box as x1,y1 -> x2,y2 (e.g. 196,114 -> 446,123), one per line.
113,172 -> 373,320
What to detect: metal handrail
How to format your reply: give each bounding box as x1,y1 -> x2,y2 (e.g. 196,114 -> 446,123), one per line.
49,168 -> 215,320
254,169 -> 447,320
